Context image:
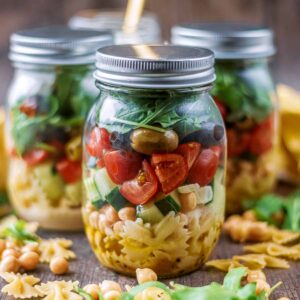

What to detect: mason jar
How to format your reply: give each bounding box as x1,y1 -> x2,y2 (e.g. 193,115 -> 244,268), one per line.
6,26 -> 113,230
82,44 -> 226,277
172,23 -> 278,214
68,9 -> 161,44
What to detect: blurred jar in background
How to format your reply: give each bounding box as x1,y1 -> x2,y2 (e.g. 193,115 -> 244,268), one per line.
172,23 -> 278,214
6,26 -> 113,230
69,9 -> 161,44
0,108 -> 10,217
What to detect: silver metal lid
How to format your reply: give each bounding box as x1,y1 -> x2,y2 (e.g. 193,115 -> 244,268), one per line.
10,25 -> 113,65
171,23 -> 276,59
94,44 -> 215,89
68,10 -> 161,44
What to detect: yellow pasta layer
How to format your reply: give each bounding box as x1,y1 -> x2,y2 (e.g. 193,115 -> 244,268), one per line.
84,208 -> 222,278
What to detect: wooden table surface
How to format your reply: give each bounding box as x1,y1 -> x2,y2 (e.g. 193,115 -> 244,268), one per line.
1,230 -> 299,300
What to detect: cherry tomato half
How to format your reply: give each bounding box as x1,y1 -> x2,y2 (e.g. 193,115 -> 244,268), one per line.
188,148 -> 219,186
176,142 -> 201,169
213,96 -> 227,120
104,150 -> 143,185
19,97 -> 38,117
23,149 -> 49,166
120,160 -> 158,205
249,116 -> 273,155
227,129 -> 251,158
151,153 -> 188,194
56,159 -> 82,184
86,127 -> 111,158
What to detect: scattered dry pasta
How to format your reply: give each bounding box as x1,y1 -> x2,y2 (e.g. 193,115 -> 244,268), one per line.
0,272 -> 43,299
36,281 -> 81,300
244,243 -> 300,260
39,238 -> 76,263
206,254 -> 289,272
223,215 -> 300,244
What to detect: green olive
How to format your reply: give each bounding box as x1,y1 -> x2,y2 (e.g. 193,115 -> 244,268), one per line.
130,128 -> 179,155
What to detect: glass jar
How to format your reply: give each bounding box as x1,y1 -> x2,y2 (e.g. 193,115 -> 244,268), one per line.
82,45 -> 226,277
172,23 -> 278,214
68,9 -> 161,44
6,26 -> 113,230
0,108 -> 10,217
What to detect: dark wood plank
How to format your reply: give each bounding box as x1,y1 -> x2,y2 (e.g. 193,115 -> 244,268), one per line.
0,231 -> 299,299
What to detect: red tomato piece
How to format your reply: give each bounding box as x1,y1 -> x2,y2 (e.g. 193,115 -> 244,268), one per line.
176,142 -> 201,169
210,146 -> 222,158
120,160 -> 158,205
19,98 -> 38,117
86,127 -> 111,158
188,148 -> 219,186
213,96 -> 227,119
104,150 -> 143,185
227,129 -> 251,158
151,154 -> 188,194
23,149 -> 49,166
249,116 -> 273,155
56,159 -> 82,183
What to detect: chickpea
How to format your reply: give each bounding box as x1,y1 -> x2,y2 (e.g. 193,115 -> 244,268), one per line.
136,268 -> 158,284
103,291 -> 121,300
19,251 -> 40,271
255,279 -> 270,295
50,257 -> 69,275
22,243 -> 40,253
0,239 -> 6,254
247,270 -> 266,283
101,280 -> 122,294
89,211 -> 100,229
0,256 -> 20,273
2,248 -> 21,259
84,284 -> 101,300
135,287 -> 171,300
179,192 -> 197,213
5,240 -> 18,249
113,221 -> 124,233
98,214 -> 111,230
277,298 -> 290,300
118,207 -> 136,221
243,210 -> 257,222
105,206 -> 119,224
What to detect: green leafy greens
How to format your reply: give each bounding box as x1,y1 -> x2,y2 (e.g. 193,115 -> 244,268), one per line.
1,220 -> 38,242
98,91 -> 210,138
244,190 -> 300,231
11,65 -> 98,155
212,62 -> 274,123
119,267 -> 277,300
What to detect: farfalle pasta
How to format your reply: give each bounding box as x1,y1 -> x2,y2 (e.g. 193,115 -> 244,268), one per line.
36,281 -> 82,300
39,238 -> 76,263
0,272 -> 43,299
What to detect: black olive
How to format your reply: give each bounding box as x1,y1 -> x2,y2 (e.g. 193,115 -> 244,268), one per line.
181,122 -> 224,147
110,131 -> 132,151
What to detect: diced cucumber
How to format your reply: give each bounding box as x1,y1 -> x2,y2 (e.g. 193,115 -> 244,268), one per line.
178,184 -> 213,205
91,199 -> 106,209
156,196 -> 181,215
65,181 -> 82,206
84,177 -> 101,202
93,168 -> 117,199
136,202 -> 164,224
33,163 -> 64,203
106,187 -> 132,211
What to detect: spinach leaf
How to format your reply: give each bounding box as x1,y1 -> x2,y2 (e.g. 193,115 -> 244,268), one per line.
11,95 -> 59,154
212,63 -> 274,123
1,220 -> 38,242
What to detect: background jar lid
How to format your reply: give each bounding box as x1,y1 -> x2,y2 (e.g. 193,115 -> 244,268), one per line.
94,44 -> 215,89
68,10 -> 161,44
171,23 -> 276,59
9,25 -> 114,65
